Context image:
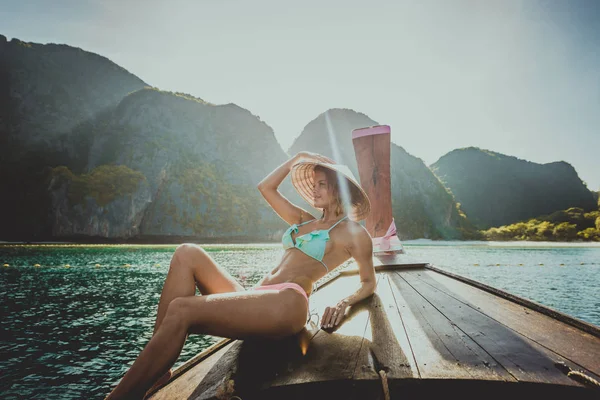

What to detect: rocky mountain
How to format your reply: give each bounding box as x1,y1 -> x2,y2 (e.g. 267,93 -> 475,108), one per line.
431,148 -> 597,229
1,34 -> 147,155
289,109 -> 476,240
0,35 -> 289,241
0,34 -> 148,239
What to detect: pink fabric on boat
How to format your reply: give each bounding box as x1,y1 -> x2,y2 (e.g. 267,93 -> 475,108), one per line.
372,219 -> 403,253
352,125 -> 391,139
376,218 -> 397,251
253,282 -> 309,303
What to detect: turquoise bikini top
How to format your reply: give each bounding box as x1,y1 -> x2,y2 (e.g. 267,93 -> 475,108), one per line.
282,216 -> 348,272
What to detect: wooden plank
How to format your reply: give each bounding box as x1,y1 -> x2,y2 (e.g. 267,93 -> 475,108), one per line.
373,253 -> 409,266
400,270 -> 588,386
339,260 -> 426,277
353,273 -> 417,380
270,327 -> 369,386
416,269 -> 600,377
425,264 -> 600,338
170,338 -> 232,382
387,272 -> 515,381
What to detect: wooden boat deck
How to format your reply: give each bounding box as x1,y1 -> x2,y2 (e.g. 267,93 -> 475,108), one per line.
148,262 -> 600,399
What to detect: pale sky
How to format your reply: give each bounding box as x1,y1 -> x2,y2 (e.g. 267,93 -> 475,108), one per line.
2,0 -> 599,190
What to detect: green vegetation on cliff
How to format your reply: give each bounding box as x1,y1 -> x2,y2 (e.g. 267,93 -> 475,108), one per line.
51,165 -> 146,207
159,160 -> 282,236
122,86 -> 213,106
482,207 -> 600,241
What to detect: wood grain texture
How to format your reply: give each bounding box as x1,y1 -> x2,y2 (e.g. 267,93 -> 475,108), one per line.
425,264 -> 600,338
400,270 -> 588,386
417,269 -> 600,377
388,272 -> 516,381
353,273 -> 416,380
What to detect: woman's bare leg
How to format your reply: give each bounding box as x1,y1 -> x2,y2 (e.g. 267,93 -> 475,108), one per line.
153,244 -> 244,335
106,288 -> 308,399
151,244 -> 244,391
111,244 -> 244,398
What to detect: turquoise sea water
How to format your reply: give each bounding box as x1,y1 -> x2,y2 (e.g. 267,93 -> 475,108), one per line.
0,242 -> 599,399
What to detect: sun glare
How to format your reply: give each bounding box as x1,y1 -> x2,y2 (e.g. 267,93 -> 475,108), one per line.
324,110 -> 352,210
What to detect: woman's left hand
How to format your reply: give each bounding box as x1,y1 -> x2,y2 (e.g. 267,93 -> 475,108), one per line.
321,299 -> 350,329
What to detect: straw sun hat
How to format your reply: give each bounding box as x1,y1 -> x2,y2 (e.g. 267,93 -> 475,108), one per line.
290,161 -> 371,221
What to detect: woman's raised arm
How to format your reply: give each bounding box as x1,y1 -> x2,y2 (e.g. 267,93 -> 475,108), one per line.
257,152 -> 333,226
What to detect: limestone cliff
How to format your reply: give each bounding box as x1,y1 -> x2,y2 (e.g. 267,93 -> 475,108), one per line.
0,35 -> 289,241
46,88 -> 289,239
0,34 -> 147,239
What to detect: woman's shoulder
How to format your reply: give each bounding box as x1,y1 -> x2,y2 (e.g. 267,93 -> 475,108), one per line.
336,219 -> 371,245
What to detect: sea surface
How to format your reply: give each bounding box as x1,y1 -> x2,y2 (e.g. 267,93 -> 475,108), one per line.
0,241 -> 599,399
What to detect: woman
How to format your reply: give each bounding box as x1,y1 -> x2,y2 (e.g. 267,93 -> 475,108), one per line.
106,151 -> 376,399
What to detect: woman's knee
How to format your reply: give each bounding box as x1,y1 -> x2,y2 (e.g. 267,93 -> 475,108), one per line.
174,243 -> 206,258
172,244 -> 209,269
164,297 -> 192,328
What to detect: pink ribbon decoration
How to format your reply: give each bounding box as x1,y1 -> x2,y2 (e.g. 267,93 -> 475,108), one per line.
378,218 -> 397,251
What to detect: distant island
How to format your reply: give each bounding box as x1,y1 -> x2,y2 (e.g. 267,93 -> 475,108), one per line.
1,34 -> 598,243
482,206 -> 600,242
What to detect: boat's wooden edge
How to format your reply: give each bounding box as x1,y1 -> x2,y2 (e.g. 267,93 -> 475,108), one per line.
258,379 -> 599,398
172,338 -> 233,380
424,263 -> 600,338
145,338 -> 233,398
313,261 -> 426,293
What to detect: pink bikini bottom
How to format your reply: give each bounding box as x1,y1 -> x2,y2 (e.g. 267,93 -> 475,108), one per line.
253,282 -> 309,303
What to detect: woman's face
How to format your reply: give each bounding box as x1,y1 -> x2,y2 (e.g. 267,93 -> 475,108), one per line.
312,170 -> 335,209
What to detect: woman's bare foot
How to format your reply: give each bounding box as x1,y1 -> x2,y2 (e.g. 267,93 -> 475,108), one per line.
144,370 -> 172,398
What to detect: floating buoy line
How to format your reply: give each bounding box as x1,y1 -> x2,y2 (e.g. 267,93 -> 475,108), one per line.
466,262 -> 591,267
